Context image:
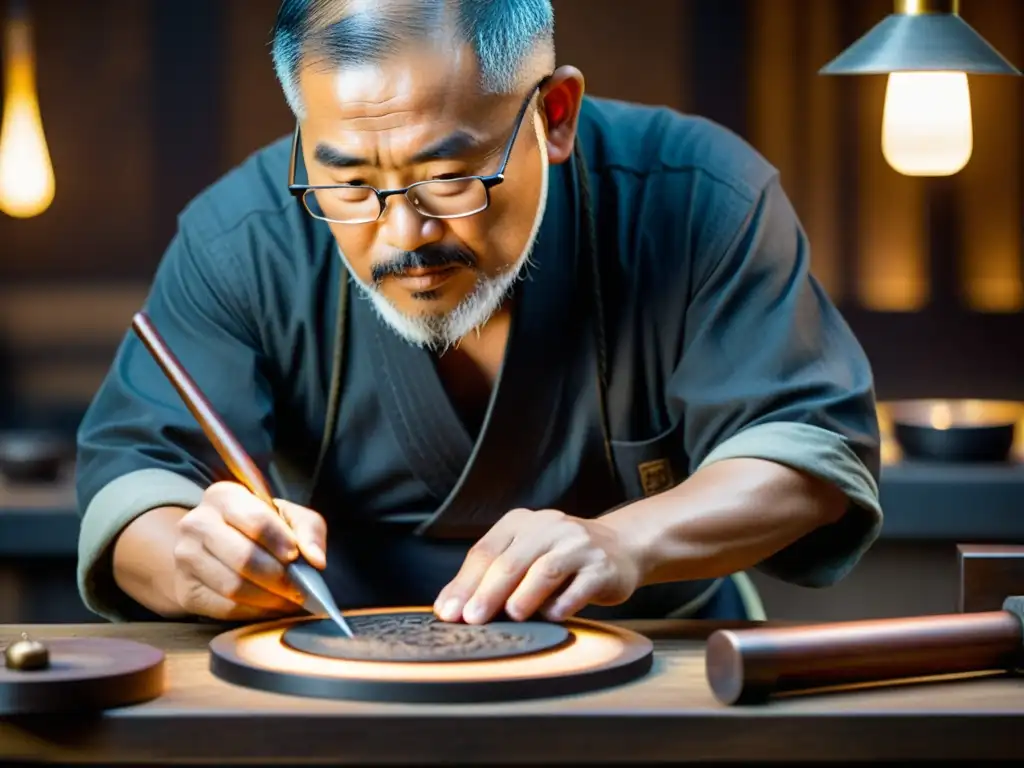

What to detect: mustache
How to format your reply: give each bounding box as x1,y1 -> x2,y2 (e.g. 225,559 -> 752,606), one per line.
370,245 -> 477,284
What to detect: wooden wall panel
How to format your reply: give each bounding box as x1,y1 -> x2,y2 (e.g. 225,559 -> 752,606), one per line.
802,0 -> 843,300
15,360 -> 114,409
748,0 -> 843,300
748,0 -> 799,190
955,0 -> 1024,313
0,284 -> 144,348
0,0 -> 155,281
551,0 -> 689,110
852,2 -> 929,311
222,0 -> 293,169
0,283 -> 145,410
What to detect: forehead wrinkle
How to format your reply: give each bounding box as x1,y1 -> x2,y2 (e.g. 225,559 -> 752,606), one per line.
325,100 -> 499,170
335,83 -> 432,118
342,122 -> 486,169
342,109 -> 427,131
335,84 -> 464,119
329,91 -> 465,160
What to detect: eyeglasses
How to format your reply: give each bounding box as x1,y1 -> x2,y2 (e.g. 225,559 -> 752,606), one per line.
287,81 -> 544,225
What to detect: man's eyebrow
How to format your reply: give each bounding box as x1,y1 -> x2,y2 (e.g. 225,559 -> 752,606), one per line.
410,131 -> 482,163
313,130 -> 483,170
314,144 -> 365,169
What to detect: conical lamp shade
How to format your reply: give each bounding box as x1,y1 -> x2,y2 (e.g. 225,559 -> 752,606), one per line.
820,13 -> 1021,75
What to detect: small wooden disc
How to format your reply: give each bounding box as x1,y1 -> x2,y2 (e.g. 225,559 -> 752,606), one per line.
210,606 -> 653,704
0,637 -> 165,714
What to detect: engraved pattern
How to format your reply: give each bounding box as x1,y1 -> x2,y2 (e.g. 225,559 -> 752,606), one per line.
282,612 -> 570,663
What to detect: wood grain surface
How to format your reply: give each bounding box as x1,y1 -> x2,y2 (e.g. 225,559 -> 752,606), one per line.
0,621 -> 1022,764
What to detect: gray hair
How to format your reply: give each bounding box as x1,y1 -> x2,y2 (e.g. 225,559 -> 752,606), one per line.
271,0 -> 555,116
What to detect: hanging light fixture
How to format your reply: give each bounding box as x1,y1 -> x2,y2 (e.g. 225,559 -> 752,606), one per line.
0,0 -> 55,218
820,0 -> 1021,177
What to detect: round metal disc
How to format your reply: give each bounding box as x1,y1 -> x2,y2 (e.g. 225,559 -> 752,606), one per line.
281,612 -> 572,663
209,608 -> 655,704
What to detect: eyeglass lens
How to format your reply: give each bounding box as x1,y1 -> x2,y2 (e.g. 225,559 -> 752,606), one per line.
303,176 -> 490,223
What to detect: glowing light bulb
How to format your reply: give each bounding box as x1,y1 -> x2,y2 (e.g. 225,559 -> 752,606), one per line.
881,71 -> 973,177
0,15 -> 55,218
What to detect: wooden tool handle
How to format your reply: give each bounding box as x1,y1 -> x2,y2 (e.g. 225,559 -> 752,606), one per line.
131,312 -> 276,507
706,609 -> 1024,705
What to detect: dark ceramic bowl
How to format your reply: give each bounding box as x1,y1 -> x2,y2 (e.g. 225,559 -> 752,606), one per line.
0,431 -> 70,483
888,399 -> 1022,463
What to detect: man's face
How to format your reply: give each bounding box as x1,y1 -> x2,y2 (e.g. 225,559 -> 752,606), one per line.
297,46 -> 549,348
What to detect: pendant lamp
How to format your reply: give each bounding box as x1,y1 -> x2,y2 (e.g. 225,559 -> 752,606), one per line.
820,0 -> 1021,176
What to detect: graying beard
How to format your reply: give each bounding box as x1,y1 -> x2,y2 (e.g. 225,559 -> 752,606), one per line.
356,252 -> 534,352
344,108 -> 548,352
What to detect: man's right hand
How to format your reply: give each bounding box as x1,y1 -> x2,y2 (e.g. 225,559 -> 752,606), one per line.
107,480 -> 330,621
165,481 -> 328,621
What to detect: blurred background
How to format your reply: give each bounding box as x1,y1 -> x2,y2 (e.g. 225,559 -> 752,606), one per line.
1,0 -> 1023,624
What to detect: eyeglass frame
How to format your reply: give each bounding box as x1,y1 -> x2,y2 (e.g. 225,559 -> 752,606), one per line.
287,79 -> 547,224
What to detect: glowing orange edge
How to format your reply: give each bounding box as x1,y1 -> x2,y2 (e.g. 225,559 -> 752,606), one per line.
217,605 -> 651,683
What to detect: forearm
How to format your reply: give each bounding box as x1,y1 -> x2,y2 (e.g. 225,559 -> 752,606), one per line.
602,457 -> 848,585
112,506 -> 190,619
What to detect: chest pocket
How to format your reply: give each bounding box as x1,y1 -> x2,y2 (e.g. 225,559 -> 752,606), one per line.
609,420 -> 688,502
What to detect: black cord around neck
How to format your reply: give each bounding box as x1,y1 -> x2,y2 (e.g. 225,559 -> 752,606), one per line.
573,141 -> 620,493
307,265 -> 349,506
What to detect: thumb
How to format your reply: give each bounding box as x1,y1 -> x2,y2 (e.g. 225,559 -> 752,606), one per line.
274,499 -> 328,569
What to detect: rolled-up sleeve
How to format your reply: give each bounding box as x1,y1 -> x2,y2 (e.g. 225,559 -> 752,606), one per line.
672,175 -> 882,587
75,218 -> 276,621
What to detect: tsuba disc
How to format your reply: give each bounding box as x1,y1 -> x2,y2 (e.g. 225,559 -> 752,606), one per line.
281,612 -> 572,663
209,607 -> 654,704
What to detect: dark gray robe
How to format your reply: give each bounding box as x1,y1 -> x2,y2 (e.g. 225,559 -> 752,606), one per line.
76,97 -> 882,622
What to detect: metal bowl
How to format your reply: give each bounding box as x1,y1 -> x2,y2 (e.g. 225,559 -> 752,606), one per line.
886,399 -> 1023,463
0,431 -> 70,483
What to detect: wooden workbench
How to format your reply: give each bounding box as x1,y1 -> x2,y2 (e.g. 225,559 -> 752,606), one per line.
0,620 -> 1021,764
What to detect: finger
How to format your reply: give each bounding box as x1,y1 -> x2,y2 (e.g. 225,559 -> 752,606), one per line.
540,570 -> 608,623
179,539 -> 304,612
275,498 -> 327,569
434,520 -> 519,622
189,517 -> 304,603
503,549 -> 587,621
462,534 -> 565,624
206,482 -> 299,563
177,578 -> 294,622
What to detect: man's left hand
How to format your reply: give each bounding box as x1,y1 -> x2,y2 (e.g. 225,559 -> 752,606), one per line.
433,509 -> 643,624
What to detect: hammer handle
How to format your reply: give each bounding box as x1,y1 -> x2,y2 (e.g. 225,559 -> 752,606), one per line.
706,610 -> 1024,705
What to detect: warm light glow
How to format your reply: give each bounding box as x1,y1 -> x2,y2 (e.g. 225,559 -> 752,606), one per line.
218,607 -> 640,684
928,403 -> 953,430
882,71 -> 973,177
0,17 -> 55,218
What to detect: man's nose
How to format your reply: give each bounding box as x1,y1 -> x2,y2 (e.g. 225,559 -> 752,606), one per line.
378,195 -> 444,253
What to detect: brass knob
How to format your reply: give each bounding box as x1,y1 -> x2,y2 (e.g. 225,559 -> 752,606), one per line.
4,633 -> 50,671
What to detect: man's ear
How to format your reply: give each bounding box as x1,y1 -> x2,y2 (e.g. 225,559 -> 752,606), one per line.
540,66 -> 585,165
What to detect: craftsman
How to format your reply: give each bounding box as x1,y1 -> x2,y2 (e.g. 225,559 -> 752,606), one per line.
75,0 -> 882,626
